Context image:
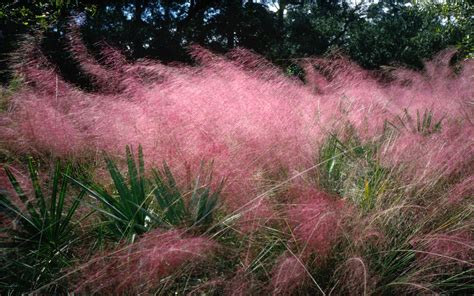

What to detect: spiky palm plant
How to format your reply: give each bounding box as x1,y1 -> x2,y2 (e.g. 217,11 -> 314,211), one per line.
0,159 -> 85,294
70,146 -> 225,241
69,146 -> 151,241
389,108 -> 444,136
151,161 -> 225,229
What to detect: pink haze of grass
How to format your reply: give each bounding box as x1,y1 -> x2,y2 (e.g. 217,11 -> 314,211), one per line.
287,187 -> 347,259
74,229 -> 217,294
0,32 -> 473,294
411,231 -> 473,266
2,34 -> 472,225
270,254 -> 308,295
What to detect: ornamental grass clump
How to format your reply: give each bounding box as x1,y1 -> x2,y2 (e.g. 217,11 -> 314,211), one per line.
270,254 -> 309,295
74,229 -> 217,294
286,188 -> 347,260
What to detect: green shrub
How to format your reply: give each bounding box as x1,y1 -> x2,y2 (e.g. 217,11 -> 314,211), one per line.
317,134 -> 391,211
0,159 -> 84,293
69,146 -> 153,241
151,161 -> 225,229
388,108 -> 444,136
70,146 -> 225,241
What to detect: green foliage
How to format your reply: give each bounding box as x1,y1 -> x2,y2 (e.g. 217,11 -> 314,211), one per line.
426,1 -> 474,59
69,146 -> 152,241
345,1 -> 473,69
0,76 -> 23,111
283,2 -> 356,58
152,162 -> 225,229
318,133 -> 390,211
2,1 -> 472,85
388,108 -> 444,136
0,158 -> 84,293
0,1 -> 94,29
318,135 -> 349,193
69,146 -> 225,241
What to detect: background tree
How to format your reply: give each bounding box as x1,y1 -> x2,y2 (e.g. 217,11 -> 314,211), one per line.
0,0 -> 472,85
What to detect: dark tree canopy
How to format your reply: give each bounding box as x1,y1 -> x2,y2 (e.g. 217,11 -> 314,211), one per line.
0,0 -> 472,85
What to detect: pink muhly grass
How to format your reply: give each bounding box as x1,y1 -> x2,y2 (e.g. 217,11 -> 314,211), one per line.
410,231 -> 473,267
270,254 -> 308,295
332,257 -> 372,295
386,49 -> 473,119
303,53 -> 391,139
447,176 -> 474,205
68,24 -> 127,93
379,121 -> 473,184
2,32 -> 473,229
223,268 -> 256,296
74,229 -> 217,294
286,187 -> 347,260
5,37 -> 324,226
15,100 -> 85,156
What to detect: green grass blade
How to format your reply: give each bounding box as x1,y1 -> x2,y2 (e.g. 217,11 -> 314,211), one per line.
4,166 -> 43,229
54,164 -> 71,236
27,158 -> 47,222
138,145 -> 145,180
0,190 -> 20,219
126,146 -> 139,203
153,166 -> 185,225
58,190 -> 85,235
67,175 -> 127,221
3,167 -> 36,215
125,146 -> 146,225
104,154 -> 133,218
49,160 -> 60,223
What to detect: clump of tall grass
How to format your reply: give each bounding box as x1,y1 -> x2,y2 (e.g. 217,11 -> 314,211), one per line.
74,229 -> 218,294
